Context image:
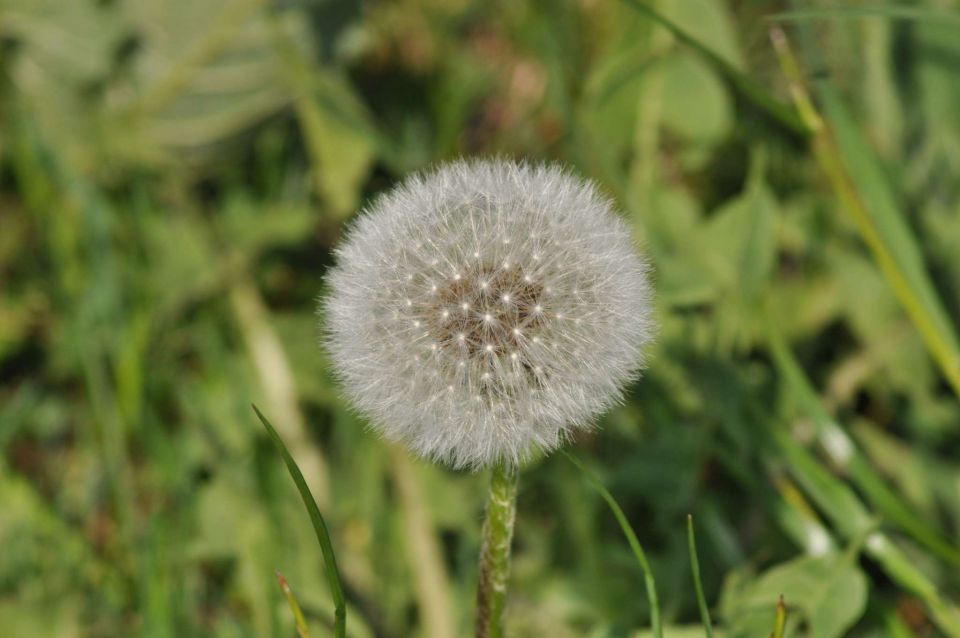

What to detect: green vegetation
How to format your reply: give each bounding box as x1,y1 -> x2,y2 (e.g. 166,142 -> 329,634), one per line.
2,1 -> 960,636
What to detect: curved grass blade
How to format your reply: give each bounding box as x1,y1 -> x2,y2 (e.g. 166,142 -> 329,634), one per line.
619,0 -> 810,137
687,515 -> 714,638
562,450 -> 662,638
253,404 -> 346,638
277,571 -> 311,638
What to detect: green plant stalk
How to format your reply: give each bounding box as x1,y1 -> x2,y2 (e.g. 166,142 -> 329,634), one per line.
476,463 -> 519,638
769,26 -> 960,401
563,451 -> 662,638
687,515 -> 714,638
253,405 -> 346,638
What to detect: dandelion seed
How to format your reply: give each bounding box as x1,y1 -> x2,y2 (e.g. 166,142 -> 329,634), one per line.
323,159 -> 654,469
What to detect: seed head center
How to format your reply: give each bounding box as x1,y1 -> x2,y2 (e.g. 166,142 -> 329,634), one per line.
424,264 -> 546,359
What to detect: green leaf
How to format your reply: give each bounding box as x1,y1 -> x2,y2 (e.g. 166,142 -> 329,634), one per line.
658,53 -> 733,148
620,0 -> 809,136
725,554 -> 867,638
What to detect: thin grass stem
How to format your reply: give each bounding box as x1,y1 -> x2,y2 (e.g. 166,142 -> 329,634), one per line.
687,515 -> 714,638
562,450 -> 662,638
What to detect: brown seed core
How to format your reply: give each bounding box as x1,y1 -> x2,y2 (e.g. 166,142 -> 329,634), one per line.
423,263 -> 546,359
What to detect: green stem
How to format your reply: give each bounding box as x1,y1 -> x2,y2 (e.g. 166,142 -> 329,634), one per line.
476,463 -> 519,638
562,450 -> 662,638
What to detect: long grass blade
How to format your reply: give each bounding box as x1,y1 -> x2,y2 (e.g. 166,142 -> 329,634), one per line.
769,26 -> 960,401
562,450 -> 662,638
253,404 -> 346,638
686,515 -> 714,638
766,325 -> 960,565
759,419 -> 960,636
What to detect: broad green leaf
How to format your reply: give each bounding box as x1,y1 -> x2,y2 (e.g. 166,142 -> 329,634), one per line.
658,53 -> 733,151
620,0 -> 809,136
723,554 -> 867,638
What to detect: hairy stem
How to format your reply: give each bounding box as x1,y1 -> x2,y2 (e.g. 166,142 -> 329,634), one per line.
475,463 -> 519,638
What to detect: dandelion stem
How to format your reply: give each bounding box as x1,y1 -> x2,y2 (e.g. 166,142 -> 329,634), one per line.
476,463 -> 519,638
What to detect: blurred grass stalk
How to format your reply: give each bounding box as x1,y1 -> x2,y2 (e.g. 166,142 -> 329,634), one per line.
389,449 -> 457,638
766,421 -> 960,636
768,326 -> 960,566
231,277 -> 331,507
764,326 -> 960,636
770,25 -> 960,402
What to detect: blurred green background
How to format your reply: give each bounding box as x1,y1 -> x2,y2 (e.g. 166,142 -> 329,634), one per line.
2,0 -> 960,636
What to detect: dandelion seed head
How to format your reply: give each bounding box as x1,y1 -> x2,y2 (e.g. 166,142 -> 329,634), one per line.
323,159 -> 654,469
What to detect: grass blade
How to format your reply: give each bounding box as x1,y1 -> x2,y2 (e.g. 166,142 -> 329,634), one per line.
253,404 -> 346,638
766,325 -> 960,565
769,26 -> 960,401
620,0 -> 810,137
758,418 -> 960,636
562,450 -> 662,638
686,515 -> 714,638
277,571 -> 311,638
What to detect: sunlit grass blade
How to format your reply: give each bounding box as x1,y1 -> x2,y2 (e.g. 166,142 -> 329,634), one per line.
686,515 -> 714,638
769,26 -> 960,401
620,0 -> 810,137
277,571 -> 311,638
562,450 -> 661,638
253,404 -> 346,638
767,325 -> 960,565
762,421 -> 960,636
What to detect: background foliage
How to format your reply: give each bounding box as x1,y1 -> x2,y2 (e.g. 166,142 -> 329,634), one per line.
2,0 -> 960,636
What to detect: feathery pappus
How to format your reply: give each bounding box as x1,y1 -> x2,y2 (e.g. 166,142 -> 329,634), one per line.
323,159 -> 654,469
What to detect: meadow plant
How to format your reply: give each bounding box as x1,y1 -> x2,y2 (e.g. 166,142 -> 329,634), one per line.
323,158 -> 654,636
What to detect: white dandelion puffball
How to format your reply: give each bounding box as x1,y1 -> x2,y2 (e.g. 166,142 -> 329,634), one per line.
323,159 -> 654,469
